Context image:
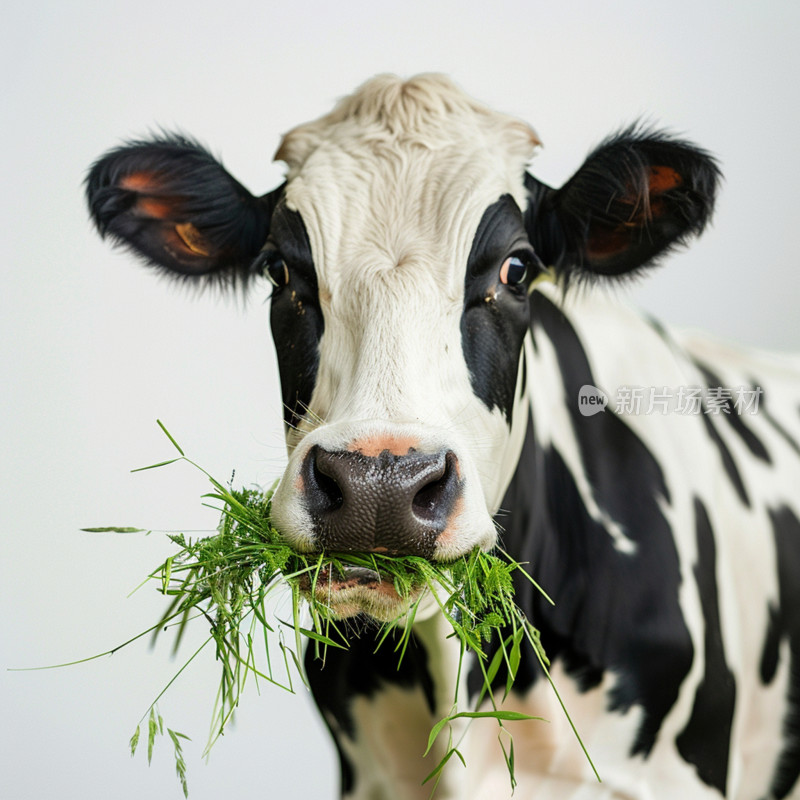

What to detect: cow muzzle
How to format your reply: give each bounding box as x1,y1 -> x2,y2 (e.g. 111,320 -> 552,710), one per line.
272,421 -> 498,552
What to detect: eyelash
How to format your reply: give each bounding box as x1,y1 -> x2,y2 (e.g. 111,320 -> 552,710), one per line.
266,258 -> 289,288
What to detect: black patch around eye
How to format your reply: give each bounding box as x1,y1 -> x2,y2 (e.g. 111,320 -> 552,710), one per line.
266,203 -> 324,430
461,195 -> 533,425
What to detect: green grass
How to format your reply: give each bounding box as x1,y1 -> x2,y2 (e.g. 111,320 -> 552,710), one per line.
80,421 -> 596,796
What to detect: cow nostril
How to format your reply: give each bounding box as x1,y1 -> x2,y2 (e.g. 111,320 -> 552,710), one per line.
412,481 -> 443,522
305,447 -> 344,513
412,451 -> 458,523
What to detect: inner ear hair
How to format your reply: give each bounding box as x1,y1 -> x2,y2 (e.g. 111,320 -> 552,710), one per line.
175,222 -> 215,257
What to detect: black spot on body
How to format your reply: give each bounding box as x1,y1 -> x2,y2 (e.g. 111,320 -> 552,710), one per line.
763,408 -> 800,458
306,619 -> 436,798
693,360 -> 771,464
681,360 -> 757,507
761,602 -> 782,686
532,291 -> 674,508
675,498 -> 736,795
764,506 -> 800,799
480,294 -> 694,758
755,379 -> 800,459
698,412 -> 750,506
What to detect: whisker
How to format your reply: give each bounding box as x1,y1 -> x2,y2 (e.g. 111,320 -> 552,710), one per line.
296,399 -> 327,426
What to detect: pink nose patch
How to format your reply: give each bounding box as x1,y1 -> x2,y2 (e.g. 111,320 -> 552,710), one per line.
348,434 -> 420,458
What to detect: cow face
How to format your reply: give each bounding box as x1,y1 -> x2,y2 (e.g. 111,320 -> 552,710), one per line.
263,77 -> 543,578
86,74 -> 718,621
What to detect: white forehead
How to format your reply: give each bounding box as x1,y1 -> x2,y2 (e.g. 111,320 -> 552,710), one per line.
275,74 -> 540,296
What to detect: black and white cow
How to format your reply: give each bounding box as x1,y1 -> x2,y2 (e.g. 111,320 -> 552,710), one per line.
86,75 -> 800,799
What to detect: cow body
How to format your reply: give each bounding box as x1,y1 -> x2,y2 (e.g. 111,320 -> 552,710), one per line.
86,75 -> 800,799
305,285 -> 800,800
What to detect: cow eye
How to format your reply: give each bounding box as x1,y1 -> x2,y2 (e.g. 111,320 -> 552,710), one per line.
252,247 -> 290,289
500,255 -> 528,286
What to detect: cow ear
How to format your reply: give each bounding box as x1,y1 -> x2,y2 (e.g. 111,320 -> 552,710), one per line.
86,134 -> 281,283
526,126 -> 721,284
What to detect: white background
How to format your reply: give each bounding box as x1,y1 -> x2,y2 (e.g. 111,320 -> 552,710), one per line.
2,1 -> 799,798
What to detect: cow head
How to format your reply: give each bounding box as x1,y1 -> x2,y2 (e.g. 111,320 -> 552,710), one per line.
86,74 -> 719,621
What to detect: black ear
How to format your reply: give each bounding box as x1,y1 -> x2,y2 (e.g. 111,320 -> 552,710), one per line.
85,134 -> 282,283
526,126 -> 722,284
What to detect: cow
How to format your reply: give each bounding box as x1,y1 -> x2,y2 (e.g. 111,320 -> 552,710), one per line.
85,74 -> 800,799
